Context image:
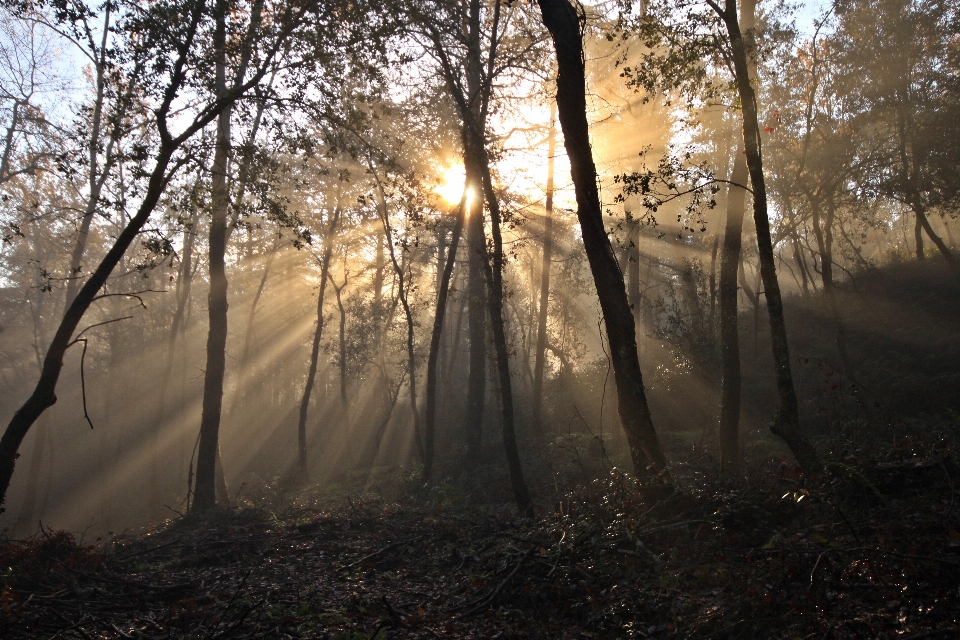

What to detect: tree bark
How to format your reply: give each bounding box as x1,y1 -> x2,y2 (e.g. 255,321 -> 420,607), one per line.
463,0 -> 488,463
537,0 -> 667,476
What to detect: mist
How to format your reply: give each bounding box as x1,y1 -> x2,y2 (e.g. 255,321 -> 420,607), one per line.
1,0 -> 959,637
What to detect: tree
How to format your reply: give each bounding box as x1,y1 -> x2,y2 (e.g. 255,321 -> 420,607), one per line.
0,0 -> 324,511
531,104 -> 556,436
536,0 -> 668,477
830,0 -> 958,270
705,0 -> 821,473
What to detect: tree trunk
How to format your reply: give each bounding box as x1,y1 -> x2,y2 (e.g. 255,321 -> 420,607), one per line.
295,209 -> 340,480
376,186 -> 424,463
331,272 -> 348,406
537,0 -> 667,476
531,105 -> 557,437
708,234 -> 719,324
423,194 -> 466,481
915,203 -> 957,270
717,0 -> 821,474
193,5 -> 234,510
476,140 -> 533,515
718,149 -> 748,477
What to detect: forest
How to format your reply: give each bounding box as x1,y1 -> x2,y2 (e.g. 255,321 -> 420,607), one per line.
0,0 -> 959,637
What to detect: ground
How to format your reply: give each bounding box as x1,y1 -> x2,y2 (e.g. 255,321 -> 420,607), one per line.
2,456 -> 959,639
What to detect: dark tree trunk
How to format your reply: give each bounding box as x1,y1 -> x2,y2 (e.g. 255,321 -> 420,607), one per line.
915,203 -> 957,269
477,141 -> 533,515
531,106 -> 556,436
423,194 -> 466,481
193,5 -> 233,510
708,234 -> 719,325
537,0 -> 667,475
716,0 -> 821,474
718,150 -> 748,477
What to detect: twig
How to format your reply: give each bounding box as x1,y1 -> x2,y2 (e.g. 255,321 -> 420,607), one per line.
77,338 -> 94,429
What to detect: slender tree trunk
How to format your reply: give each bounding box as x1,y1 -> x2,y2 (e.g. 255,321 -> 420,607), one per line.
718,150 -> 748,477
786,205 -> 810,296
717,0 -> 821,474
708,235 -> 719,324
531,105 -> 556,436
464,164 -> 486,460
295,209 -> 341,480
423,194 -> 466,480
193,5 -> 234,510
374,229 -> 385,313
376,186 -> 424,462
65,8 -> 114,308
537,0 -> 667,476
331,271 -> 348,406
810,200 -> 833,289
819,197 -> 850,370
476,140 -> 533,515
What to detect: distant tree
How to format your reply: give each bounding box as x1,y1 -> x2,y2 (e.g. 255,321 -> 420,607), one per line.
829,0 -> 958,269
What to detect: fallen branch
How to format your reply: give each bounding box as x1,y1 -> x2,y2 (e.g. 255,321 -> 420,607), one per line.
338,536 -> 425,573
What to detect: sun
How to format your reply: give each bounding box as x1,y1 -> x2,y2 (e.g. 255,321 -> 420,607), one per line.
434,164 -> 467,206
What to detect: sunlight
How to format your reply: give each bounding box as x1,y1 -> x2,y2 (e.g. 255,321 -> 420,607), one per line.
434,163 -> 468,206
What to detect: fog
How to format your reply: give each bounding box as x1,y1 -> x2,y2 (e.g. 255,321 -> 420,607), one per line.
1,0 -> 958,540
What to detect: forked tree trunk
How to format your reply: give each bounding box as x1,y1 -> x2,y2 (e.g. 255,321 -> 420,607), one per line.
295,209 -> 341,480
537,0 -> 667,476
715,0 -> 821,474
718,149 -> 748,476
376,186 -> 424,462
915,203 -> 957,270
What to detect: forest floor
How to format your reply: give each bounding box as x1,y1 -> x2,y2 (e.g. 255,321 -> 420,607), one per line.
2,452 -> 960,640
